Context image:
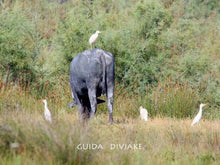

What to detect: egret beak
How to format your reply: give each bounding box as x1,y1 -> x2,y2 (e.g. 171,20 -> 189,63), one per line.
203,104 -> 207,106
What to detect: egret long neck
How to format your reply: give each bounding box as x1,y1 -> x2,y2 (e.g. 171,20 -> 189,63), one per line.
44,102 -> 47,110
199,106 -> 203,114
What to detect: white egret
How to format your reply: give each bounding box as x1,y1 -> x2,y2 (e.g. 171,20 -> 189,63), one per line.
89,31 -> 101,49
42,99 -> 52,123
139,106 -> 148,122
191,103 -> 207,126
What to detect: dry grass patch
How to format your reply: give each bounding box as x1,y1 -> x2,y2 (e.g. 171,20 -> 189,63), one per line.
0,107 -> 219,165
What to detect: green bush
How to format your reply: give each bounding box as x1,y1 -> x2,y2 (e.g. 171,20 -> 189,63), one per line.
0,4 -> 35,84
0,0 -> 219,114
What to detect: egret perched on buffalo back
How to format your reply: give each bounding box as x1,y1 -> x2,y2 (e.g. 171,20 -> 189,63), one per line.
89,31 -> 101,49
191,103 -> 207,126
140,106 -> 148,122
42,99 -> 52,123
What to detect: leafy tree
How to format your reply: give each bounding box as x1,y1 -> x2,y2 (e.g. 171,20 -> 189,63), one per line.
0,5 -> 35,85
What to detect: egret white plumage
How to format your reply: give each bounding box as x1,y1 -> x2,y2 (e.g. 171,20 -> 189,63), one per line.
89,31 -> 101,49
139,106 -> 148,122
42,99 -> 52,123
191,103 -> 207,126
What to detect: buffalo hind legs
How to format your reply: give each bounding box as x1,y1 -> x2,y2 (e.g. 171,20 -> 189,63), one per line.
88,89 -> 97,119
107,90 -> 114,124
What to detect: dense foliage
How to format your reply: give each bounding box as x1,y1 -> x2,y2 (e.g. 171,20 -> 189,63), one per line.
0,0 -> 219,115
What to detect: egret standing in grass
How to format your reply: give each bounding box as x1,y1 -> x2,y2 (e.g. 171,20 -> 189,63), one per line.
42,99 -> 52,124
139,106 -> 148,122
191,103 -> 207,126
89,31 -> 101,49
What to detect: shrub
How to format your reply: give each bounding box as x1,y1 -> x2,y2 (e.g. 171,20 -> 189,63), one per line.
0,4 -> 36,85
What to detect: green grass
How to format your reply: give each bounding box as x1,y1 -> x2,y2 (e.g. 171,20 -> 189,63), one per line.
0,111 -> 219,165
0,83 -> 219,165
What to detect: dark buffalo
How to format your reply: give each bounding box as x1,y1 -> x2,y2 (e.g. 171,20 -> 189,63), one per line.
68,49 -> 115,123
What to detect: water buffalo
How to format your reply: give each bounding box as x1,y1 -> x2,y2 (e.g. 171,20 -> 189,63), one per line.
68,48 -> 115,123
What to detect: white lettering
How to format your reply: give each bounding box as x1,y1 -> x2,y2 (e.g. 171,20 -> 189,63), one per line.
110,144 -> 115,150
139,144 -> 142,149
110,144 -> 142,150
76,144 -> 103,150
77,144 -> 82,150
98,144 -> 104,150
127,144 -> 132,150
